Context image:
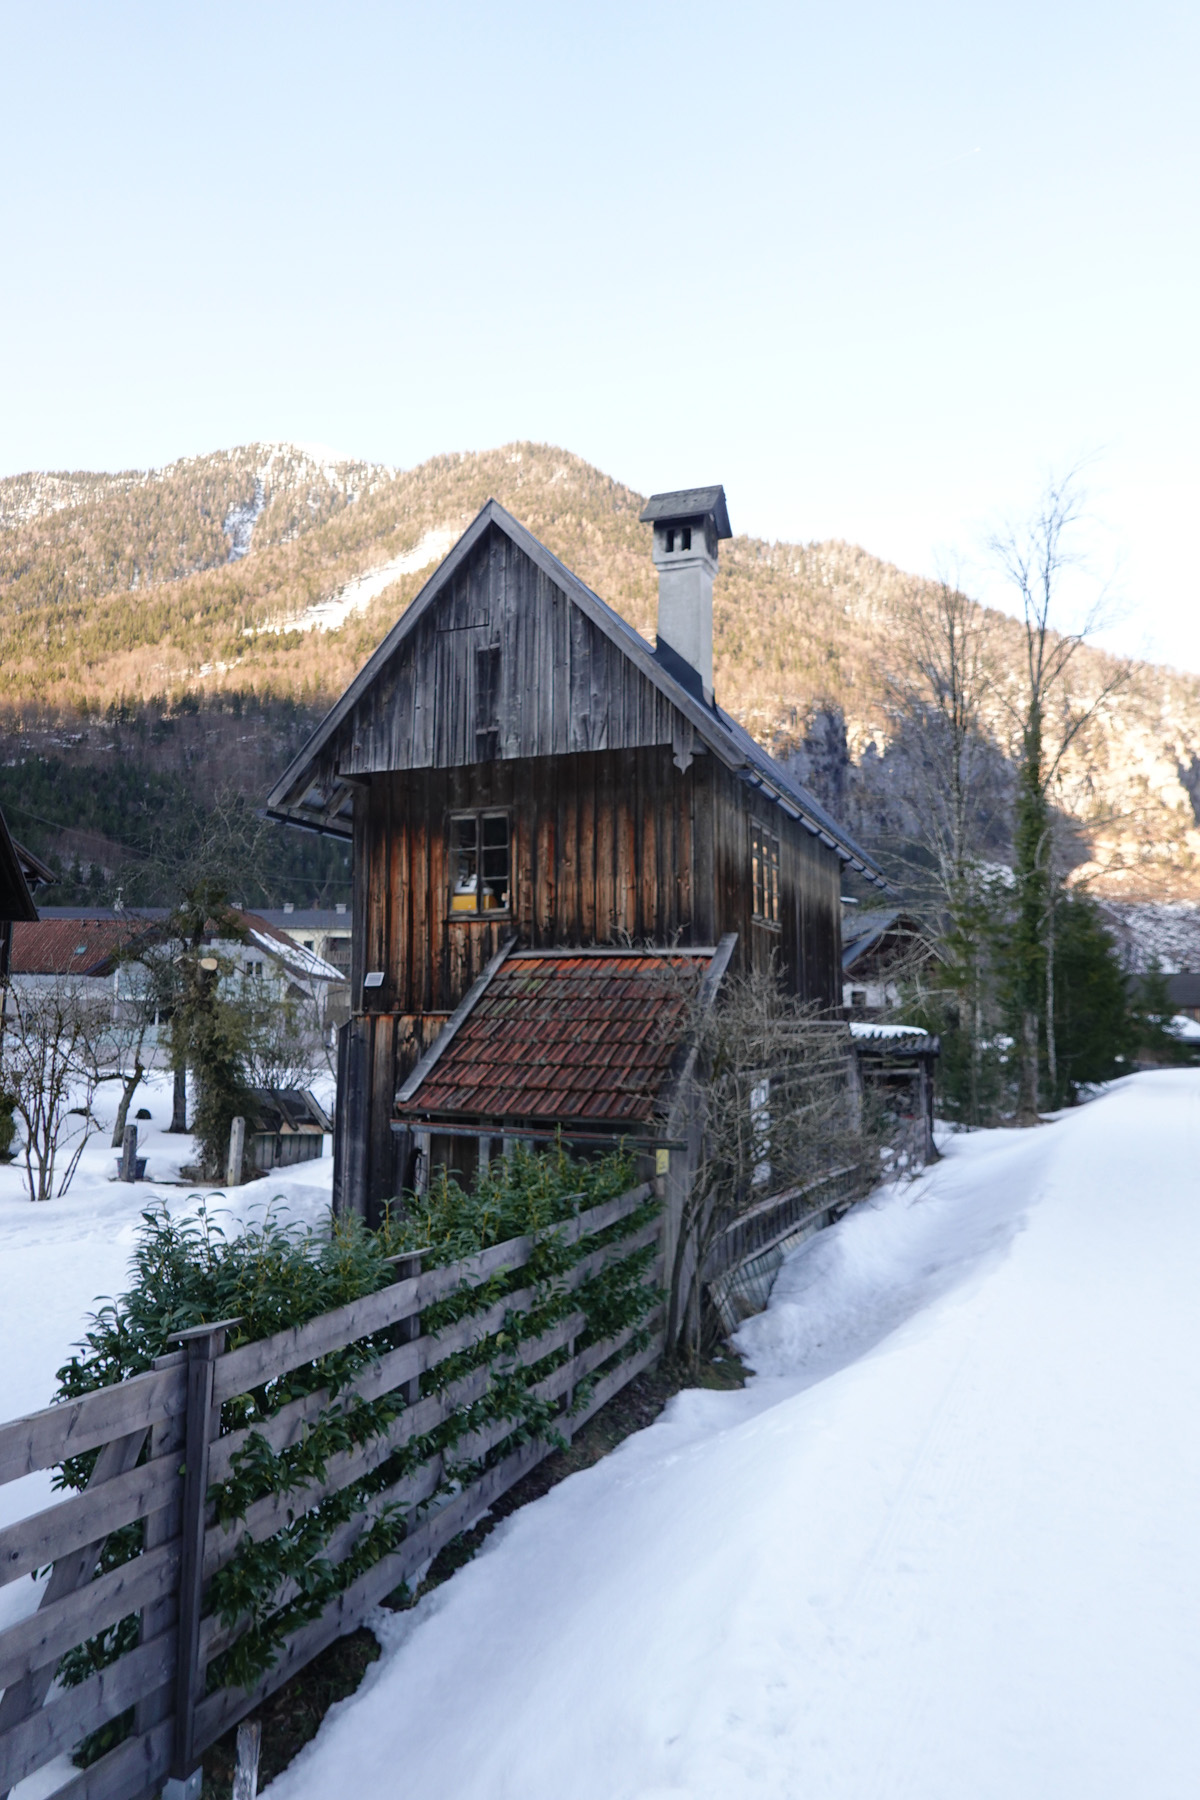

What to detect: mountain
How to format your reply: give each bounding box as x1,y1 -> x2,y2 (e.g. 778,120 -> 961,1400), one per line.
3,441 -> 1200,900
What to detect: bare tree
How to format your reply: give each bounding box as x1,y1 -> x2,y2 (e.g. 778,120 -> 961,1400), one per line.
241,984 -> 326,1091
668,964 -> 878,1360
3,978 -> 111,1201
990,472 -> 1126,1114
103,941 -> 176,1149
881,575 -> 1008,1122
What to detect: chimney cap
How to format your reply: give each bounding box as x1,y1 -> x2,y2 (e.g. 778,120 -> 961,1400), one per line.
639,486 -> 732,539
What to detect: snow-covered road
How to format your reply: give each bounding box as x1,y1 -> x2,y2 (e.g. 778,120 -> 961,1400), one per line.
264,1073 -> 1200,1799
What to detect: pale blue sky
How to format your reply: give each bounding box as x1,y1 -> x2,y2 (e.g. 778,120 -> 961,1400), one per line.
2,2 -> 1196,662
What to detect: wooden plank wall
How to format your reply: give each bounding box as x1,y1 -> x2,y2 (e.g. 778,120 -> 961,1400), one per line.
339,524 -> 680,778
356,746 -> 708,1026
708,761 -> 842,1008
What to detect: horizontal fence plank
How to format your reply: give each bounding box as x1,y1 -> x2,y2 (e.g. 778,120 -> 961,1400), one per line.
192,1435 -> 553,1759
566,1217 -> 661,1287
0,1632 -> 174,1794
704,1167 -> 858,1282
207,1281 -> 538,1485
212,1183 -> 654,1405
203,1295 -> 597,1580
0,1360 -> 186,1491
44,1715 -> 175,1800
0,1541 -> 179,1694
208,1194 -> 655,1482
202,1364 -> 492,1581
207,1306 -> 661,1657
566,1335 -> 665,1438
0,1453 -> 180,1593
203,1228 -> 661,1576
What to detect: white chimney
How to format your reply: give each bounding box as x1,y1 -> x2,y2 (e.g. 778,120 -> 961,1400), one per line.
639,486 -> 731,706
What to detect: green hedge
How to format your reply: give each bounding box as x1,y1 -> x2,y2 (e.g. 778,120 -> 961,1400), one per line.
52,1143 -> 659,1742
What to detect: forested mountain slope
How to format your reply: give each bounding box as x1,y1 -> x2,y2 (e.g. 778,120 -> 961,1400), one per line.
3,441 -> 1199,897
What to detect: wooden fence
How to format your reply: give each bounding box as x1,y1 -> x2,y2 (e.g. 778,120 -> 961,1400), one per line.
704,1166 -> 863,1333
0,1183 -> 662,1800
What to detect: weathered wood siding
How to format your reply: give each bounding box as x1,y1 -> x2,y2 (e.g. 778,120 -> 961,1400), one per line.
709,760 -> 843,1005
353,747 -> 842,1030
338,524 -> 680,776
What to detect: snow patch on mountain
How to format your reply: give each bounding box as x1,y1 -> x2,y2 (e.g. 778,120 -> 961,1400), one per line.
223,479 -> 265,560
250,528 -> 460,636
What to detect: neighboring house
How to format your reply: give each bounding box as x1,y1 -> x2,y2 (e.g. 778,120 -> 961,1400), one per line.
269,487 -> 887,1219
254,907 -> 353,1029
841,905 -> 937,1014
256,905 -> 353,972
7,907 -> 346,1054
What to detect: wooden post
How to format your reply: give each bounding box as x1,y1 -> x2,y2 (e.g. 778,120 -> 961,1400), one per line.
232,1718 -> 262,1800
134,1349 -> 187,1751
170,1063 -> 188,1134
226,1116 -> 246,1187
169,1318 -> 240,1788
414,1129 -> 431,1196
392,1252 -> 424,1404
120,1122 -> 138,1182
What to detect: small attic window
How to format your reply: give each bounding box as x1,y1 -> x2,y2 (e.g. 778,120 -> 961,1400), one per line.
74,944 -> 87,956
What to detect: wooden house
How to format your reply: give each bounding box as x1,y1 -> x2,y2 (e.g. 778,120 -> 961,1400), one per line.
268,488 -> 886,1218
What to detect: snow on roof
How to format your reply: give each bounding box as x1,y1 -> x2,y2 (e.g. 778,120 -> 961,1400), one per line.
849,1021 -> 931,1041
241,918 -> 345,984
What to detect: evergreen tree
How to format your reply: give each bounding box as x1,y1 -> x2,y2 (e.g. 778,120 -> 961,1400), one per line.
1051,894 -> 1137,1101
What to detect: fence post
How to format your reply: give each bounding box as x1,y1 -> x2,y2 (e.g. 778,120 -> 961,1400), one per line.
226,1117 -> 246,1188
392,1252 -> 424,1403
120,1123 -> 138,1182
168,1318 -> 240,1794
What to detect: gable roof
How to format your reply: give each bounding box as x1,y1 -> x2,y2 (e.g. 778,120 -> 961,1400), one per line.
20,907 -> 346,983
395,943 -> 728,1130
10,915 -> 160,976
266,499 -> 885,884
841,907 -> 938,974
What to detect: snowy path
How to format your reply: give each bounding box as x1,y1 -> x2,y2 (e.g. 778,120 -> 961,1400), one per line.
265,1073 -> 1200,1800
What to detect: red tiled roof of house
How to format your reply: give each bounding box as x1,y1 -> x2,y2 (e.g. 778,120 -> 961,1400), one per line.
397,949 -> 714,1127
8,916 -> 158,976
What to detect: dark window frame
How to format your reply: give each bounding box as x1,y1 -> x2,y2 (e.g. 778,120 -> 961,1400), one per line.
448,808 -> 514,918
751,820 -> 781,928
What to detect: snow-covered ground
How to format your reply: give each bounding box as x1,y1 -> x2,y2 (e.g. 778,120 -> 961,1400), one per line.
0,1070 -> 334,1544
4,1072 -> 1199,1796
253,1072 -> 1199,1800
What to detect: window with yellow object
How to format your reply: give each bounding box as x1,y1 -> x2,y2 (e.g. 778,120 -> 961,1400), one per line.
450,811 -> 512,914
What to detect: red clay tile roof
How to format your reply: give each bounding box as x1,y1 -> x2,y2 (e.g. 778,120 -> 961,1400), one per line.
397,949 -> 712,1127
9,916 -> 159,976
